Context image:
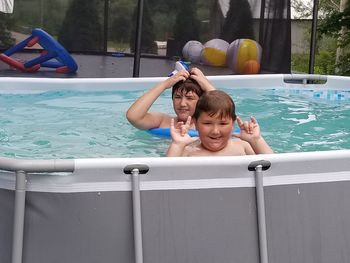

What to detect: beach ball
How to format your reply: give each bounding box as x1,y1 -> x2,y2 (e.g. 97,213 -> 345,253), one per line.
226,39 -> 262,74
243,60 -> 260,74
201,39 -> 229,67
182,40 -> 204,64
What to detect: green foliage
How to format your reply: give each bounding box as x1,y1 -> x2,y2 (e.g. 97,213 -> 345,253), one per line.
43,0 -> 68,35
314,50 -> 337,74
109,0 -> 134,44
220,0 -> 254,43
336,53 -> 350,75
129,0 -> 157,54
291,51 -> 338,75
291,0 -> 341,19
318,2 -> 350,76
173,0 -> 200,51
291,53 -> 309,73
0,13 -> 15,49
58,0 -> 103,51
319,4 -> 350,46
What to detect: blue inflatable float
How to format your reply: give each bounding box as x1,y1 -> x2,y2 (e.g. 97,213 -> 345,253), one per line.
148,128 -> 240,138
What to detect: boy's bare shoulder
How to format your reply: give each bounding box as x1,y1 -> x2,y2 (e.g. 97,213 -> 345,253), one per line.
157,113 -> 172,126
231,138 -> 250,147
230,138 -> 255,155
226,139 -> 251,153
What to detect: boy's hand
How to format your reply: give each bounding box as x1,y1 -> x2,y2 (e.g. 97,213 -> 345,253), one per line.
233,116 -> 262,143
170,116 -> 198,146
164,70 -> 190,89
189,68 -> 216,92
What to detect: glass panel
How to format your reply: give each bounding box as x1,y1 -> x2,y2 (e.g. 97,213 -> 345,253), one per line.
108,0 -> 137,53
0,0 -> 292,74
4,0 -> 105,52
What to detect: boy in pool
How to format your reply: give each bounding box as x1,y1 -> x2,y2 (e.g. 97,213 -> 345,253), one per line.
126,68 -> 215,130
167,90 -> 273,156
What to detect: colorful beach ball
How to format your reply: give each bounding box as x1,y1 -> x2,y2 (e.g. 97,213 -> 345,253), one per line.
182,40 -> 204,64
200,39 -> 229,67
226,39 -> 262,74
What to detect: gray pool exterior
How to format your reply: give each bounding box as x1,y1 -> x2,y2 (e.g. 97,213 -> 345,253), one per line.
1,74 -> 350,263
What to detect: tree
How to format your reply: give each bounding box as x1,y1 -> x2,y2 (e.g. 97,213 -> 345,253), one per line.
58,0 -> 103,52
291,0 -> 341,19
319,0 -> 350,75
110,0 -> 133,44
220,0 -> 254,43
43,0 -> 68,35
0,13 -> 15,49
129,0 -> 157,54
172,0 -> 200,56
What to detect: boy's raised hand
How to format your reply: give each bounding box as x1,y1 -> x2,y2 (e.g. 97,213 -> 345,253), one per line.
164,70 -> 190,89
189,68 -> 216,92
170,116 -> 198,146
233,116 -> 261,142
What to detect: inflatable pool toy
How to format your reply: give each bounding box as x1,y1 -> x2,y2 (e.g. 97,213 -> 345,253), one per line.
149,128 -> 199,138
182,40 -> 204,64
243,60 -> 260,74
201,39 -> 229,67
0,28 -> 78,73
168,61 -> 190,77
226,39 -> 261,74
148,128 -> 240,138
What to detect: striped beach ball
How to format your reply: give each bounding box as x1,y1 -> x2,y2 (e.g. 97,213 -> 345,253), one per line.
200,39 -> 229,67
182,40 -> 204,64
226,39 -> 262,74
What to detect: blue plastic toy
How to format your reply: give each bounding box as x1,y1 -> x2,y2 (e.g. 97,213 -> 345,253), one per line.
0,28 -> 78,73
148,127 -> 240,138
168,61 -> 190,77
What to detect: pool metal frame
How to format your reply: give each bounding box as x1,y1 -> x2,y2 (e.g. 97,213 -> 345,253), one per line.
1,157 -> 272,263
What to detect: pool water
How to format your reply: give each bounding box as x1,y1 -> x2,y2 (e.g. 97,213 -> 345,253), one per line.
0,88 -> 349,159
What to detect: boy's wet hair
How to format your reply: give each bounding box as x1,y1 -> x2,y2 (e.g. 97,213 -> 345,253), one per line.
193,90 -> 236,121
172,78 -> 204,98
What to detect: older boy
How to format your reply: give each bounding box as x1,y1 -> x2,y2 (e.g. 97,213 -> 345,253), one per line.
126,68 -> 215,130
167,90 -> 273,156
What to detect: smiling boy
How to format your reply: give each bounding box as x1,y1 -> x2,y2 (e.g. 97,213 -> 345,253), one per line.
166,90 -> 273,156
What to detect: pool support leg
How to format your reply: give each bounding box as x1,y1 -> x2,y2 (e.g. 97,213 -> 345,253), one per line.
11,170 -> 27,263
124,164 -> 149,263
132,168 -> 143,263
248,160 -> 271,263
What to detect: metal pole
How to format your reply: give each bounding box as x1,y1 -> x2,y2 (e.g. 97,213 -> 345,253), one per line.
258,0 -> 266,43
103,0 -> 110,52
132,0 -> 144,77
11,170 -> 27,263
40,0 -> 44,27
308,0 -> 319,74
254,165 -> 269,263
131,168 -> 143,263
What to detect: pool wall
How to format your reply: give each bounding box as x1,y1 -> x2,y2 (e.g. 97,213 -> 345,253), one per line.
1,74 -> 350,263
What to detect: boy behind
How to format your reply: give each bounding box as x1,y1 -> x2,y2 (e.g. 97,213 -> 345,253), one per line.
126,68 -> 215,130
167,90 -> 273,156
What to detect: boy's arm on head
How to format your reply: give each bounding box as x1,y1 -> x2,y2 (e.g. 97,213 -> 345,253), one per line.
126,71 -> 189,129
189,68 -> 216,92
128,112 -> 168,130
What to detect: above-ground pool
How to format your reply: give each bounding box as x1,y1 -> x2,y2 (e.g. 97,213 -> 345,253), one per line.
0,75 -> 349,158
1,74 -> 350,263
